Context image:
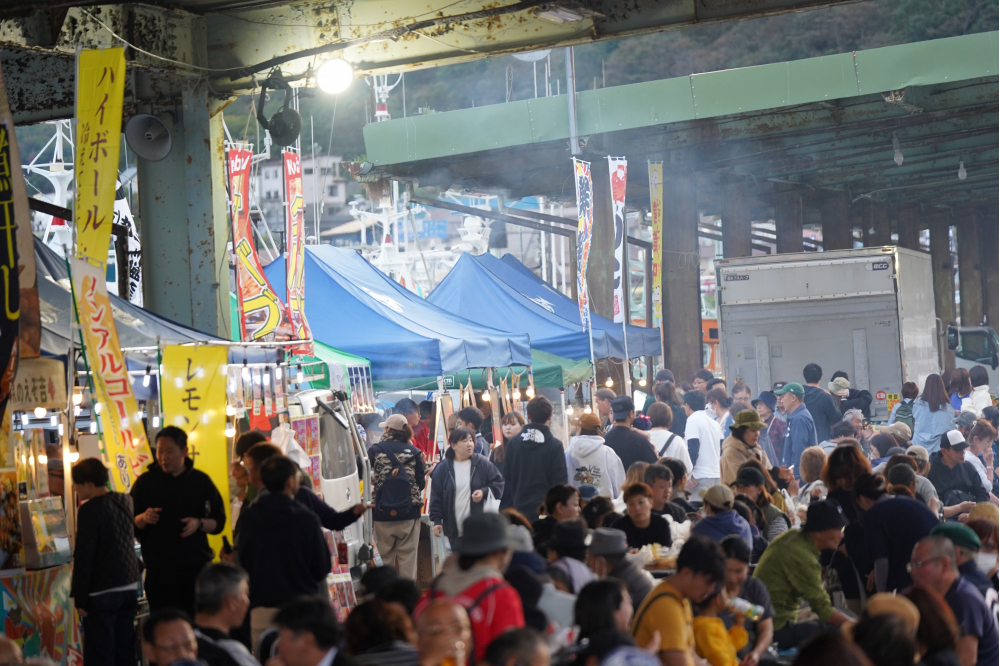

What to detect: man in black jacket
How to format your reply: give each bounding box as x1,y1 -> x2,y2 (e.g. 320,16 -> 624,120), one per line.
193,563 -> 258,666
238,455 -> 332,648
500,396 -> 567,522
604,396 -> 657,472
927,430 -> 990,515
801,363 -> 842,443
71,458 -> 143,666
132,426 -> 226,614
272,596 -> 357,666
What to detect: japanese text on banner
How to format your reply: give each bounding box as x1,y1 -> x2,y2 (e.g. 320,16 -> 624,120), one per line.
283,151 -> 313,354
573,159 -> 593,333
160,345 -> 232,555
0,124 -> 21,426
648,162 -> 663,320
608,157 -> 628,324
74,48 -> 126,266
227,148 -> 292,341
70,257 -> 152,491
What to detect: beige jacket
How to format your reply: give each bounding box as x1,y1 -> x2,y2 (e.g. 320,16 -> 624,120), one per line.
720,434 -> 771,486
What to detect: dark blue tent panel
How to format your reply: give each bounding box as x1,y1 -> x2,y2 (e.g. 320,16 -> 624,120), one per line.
494,253 -> 661,358
428,253 -> 616,361
264,246 -> 531,380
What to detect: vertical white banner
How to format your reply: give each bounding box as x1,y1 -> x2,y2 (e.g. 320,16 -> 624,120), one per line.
608,157 -> 628,323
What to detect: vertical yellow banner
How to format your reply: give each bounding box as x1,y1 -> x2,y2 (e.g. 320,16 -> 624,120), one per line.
160,345 -> 232,555
74,47 -> 126,266
648,162 -> 664,320
70,257 -> 153,491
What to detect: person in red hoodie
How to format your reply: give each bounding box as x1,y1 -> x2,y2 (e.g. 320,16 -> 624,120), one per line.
414,513 -> 524,663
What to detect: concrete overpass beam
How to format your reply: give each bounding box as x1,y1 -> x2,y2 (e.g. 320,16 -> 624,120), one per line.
896,205 -> 922,251
862,202 -> 891,247
774,191 -> 803,254
929,213 -> 956,370
955,212 -> 984,327
820,191 -> 853,251
722,181 -> 752,258
661,174 -> 702,382
137,83 -> 231,337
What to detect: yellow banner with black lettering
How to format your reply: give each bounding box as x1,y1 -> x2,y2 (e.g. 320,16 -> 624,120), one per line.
160,345 -> 232,555
70,257 -> 153,491
74,47 -> 126,266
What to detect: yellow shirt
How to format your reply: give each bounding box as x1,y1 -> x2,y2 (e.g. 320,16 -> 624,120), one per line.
692,616 -> 749,666
631,581 -> 695,665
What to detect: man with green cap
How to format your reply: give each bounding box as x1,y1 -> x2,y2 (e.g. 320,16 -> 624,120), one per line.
932,522 -> 997,608
773,383 -> 817,476
720,409 -> 770,486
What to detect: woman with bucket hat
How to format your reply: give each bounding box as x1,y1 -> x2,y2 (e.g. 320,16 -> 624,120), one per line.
720,410 -> 771,487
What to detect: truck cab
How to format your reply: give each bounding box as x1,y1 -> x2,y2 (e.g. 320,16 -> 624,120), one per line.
947,324 -> 999,393
286,389 -> 373,569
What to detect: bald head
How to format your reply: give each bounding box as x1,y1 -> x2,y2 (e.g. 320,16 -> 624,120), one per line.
910,535 -> 959,595
917,535 -> 958,571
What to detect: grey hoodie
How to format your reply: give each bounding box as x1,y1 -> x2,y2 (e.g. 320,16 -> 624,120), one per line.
565,435 -> 626,498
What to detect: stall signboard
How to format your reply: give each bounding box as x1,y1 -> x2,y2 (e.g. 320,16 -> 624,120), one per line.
70,257 -> 152,491
648,162 -> 663,320
0,410 -> 21,574
73,47 -> 125,268
573,159 -> 593,332
9,358 -> 65,412
0,62 -> 39,360
0,123 -> 21,427
608,157 -> 628,324
291,414 -> 321,492
160,345 -> 232,556
283,151 -> 313,355
227,148 -> 292,342
0,563 -> 83,665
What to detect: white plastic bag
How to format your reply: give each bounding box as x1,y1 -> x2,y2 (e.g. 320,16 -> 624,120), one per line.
484,488 -> 501,514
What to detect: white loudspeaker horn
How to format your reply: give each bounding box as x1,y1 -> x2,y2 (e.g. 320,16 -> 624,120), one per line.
124,113 -> 173,162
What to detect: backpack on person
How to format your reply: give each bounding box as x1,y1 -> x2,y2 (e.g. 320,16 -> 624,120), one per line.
893,401 -> 915,432
373,446 -> 415,517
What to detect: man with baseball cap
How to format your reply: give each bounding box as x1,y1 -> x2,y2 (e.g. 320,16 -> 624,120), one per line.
927,430 -> 990,516
566,412 -> 626,499
773,382 -> 818,475
587,528 -> 653,610
752,500 -> 852,649
690,484 -> 753,547
604,396 -> 658,472
751,391 -> 782,466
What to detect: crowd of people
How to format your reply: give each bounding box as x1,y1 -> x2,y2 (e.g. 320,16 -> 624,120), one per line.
65,362 -> 1000,666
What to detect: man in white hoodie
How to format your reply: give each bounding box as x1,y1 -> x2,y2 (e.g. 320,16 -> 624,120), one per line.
566,412 -> 626,499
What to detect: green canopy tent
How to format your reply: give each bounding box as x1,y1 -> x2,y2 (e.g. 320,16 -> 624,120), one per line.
371,349 -> 592,392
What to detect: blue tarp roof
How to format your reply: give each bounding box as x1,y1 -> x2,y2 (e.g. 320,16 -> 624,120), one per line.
264,246 -> 532,380
427,253 -> 616,361
493,253 -> 662,358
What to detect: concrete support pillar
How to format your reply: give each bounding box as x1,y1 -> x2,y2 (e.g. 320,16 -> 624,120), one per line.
587,158 -> 614,320
820,190 -> 853,250
862,201 -> 891,247
929,214 -> 956,370
721,181 -> 752,258
980,208 -> 998,332
774,190 -> 803,254
137,85 -> 231,337
955,212 -> 984,327
896,205 -> 921,251
661,174 -> 702,382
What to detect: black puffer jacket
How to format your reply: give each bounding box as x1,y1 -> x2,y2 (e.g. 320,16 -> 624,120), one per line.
429,454 -> 504,543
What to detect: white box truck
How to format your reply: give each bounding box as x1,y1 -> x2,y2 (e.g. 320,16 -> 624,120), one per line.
715,247 -> 940,421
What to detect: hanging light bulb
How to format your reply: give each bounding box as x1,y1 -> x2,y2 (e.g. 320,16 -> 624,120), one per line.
67,450 -> 78,462
89,421 -> 97,434
482,391 -> 491,402
224,425 -> 237,438
242,362 -> 251,382
226,404 -> 237,417
58,424 -> 65,438
33,407 -> 46,418
72,391 -> 83,406
958,160 -> 967,180
892,131 -> 903,166
525,387 -> 535,398
38,454 -> 47,465
583,405 -> 592,414
74,406 -> 81,417
275,366 -> 283,380
152,415 -> 160,428
638,378 -> 647,387
512,389 -> 521,400
566,405 -> 574,415
263,370 -> 271,386
296,364 -> 304,384
143,365 -> 152,387
605,377 -> 614,387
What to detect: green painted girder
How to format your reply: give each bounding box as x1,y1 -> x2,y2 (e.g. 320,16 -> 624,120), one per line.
364,31 -> 1000,166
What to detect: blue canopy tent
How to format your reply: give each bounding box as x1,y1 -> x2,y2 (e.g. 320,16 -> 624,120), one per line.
427,253 -> 617,361
264,246 -> 531,381
486,253 -> 662,358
